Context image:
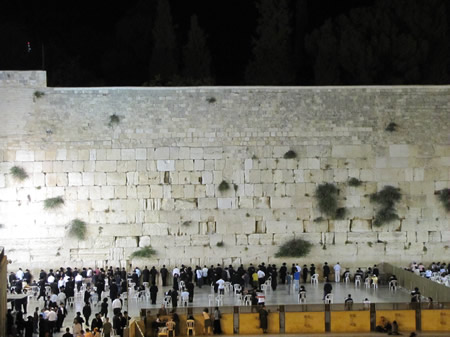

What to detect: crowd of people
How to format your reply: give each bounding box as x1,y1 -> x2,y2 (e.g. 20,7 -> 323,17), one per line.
6,261 -> 390,336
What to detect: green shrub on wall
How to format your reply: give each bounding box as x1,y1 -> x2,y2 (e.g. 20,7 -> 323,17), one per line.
131,246 -> 156,259
275,238 -> 312,258
68,219 -> 87,240
315,183 -> 338,217
44,196 -> 65,209
10,166 -> 28,181
218,180 -> 230,192
437,188 -> 450,212
370,186 -> 402,227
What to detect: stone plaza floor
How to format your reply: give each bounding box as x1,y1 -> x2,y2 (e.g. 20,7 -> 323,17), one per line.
22,280 -> 423,336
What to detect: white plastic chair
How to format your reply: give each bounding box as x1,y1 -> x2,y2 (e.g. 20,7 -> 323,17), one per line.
224,282 -> 232,294
208,294 -> 215,306
324,293 -> 333,304
311,274 -> 319,285
345,274 -> 350,284
355,275 -> 361,287
243,295 -> 252,306
216,295 -> 224,306
233,284 -> 242,295
298,291 -> 306,303
261,284 -> 267,294
181,293 -> 189,306
163,295 -> 172,307
364,278 -> 370,288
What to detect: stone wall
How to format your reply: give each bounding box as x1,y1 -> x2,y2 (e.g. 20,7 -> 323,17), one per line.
0,71 -> 449,270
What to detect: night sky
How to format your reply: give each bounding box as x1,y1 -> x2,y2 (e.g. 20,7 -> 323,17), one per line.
1,0 -> 448,86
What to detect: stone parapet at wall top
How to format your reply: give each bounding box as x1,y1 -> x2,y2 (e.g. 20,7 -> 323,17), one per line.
0,71 -> 46,87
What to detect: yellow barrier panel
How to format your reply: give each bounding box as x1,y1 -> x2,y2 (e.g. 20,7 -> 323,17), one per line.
220,313 -> 234,335
239,312 -> 279,334
285,312 -> 325,333
422,310 -> 450,331
331,311 -> 370,332
376,310 -> 416,332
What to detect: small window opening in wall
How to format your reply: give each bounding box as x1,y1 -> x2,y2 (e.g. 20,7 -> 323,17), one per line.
255,220 -> 265,233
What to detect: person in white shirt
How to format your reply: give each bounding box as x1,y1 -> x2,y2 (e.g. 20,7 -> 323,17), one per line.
257,269 -> 265,288
216,278 -> 225,295
202,266 -> 208,285
49,293 -> 58,306
181,290 -> 190,305
112,296 -> 122,315
173,267 -> 180,276
16,268 -> 24,280
334,263 -> 341,283
196,268 -> 203,288
58,277 -> 65,290
296,265 -> 301,273
47,274 -> 55,284
75,274 -> 83,292
47,307 -> 58,331
57,291 -> 66,305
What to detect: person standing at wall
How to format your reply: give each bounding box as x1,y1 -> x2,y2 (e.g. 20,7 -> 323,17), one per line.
286,272 -> 292,295
334,263 -> 341,283
323,262 -> 330,282
213,307 -> 222,335
160,265 -> 168,286
279,263 -> 287,284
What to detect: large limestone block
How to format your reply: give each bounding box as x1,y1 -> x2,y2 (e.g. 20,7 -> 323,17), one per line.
175,235 -> 191,246
378,232 -> 407,243
332,145 -> 372,158
350,219 -> 372,232
95,161 -> 117,172
270,197 -> 292,209
389,144 -> 410,157
304,220 -> 328,233
115,237 -> 138,248
347,232 -> 378,243
102,223 -> 142,236
142,223 -> 169,236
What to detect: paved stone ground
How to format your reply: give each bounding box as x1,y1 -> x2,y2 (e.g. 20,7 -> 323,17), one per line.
21,281 -> 423,336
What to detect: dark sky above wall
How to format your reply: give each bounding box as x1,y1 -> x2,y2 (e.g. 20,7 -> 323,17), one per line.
0,0 -> 448,86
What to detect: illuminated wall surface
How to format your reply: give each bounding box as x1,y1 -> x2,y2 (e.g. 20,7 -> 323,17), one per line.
0,71 -> 449,269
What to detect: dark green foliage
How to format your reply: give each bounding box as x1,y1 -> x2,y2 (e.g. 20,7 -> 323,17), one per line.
348,177 -> 362,187
131,246 -> 156,259
437,188 -> 450,211
305,0 -> 449,85
216,241 -> 224,247
370,186 -> 402,227
182,221 -> 192,227
385,122 -> 398,132
313,217 -> 324,223
206,97 -> 216,103
34,91 -> 45,98
182,15 -> 213,84
44,196 -> 65,209
245,0 -> 295,85
10,166 -> 28,181
68,219 -> 87,240
218,180 -> 230,192
109,114 -> 120,126
335,207 -> 347,220
233,184 -> 238,192
315,183 -> 338,217
283,150 -> 297,159
149,0 -> 178,84
275,238 -> 312,258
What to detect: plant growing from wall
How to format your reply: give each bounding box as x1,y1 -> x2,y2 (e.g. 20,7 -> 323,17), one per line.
348,177 -> 362,187
131,245 -> 156,259
44,196 -> 65,209
206,97 -> 216,103
436,188 -> 450,212
370,185 -> 402,227
315,183 -> 346,220
108,114 -> 120,127
182,221 -> 192,227
283,150 -> 297,159
335,207 -> 347,220
218,180 -> 230,192
216,241 -> 224,247
275,238 -> 312,258
10,166 -> 28,181
68,219 -> 87,240
385,122 -> 398,132
34,91 -> 45,99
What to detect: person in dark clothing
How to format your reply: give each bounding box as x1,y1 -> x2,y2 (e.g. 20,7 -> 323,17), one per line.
101,297 -> 109,318
323,262 -> 330,281
39,314 -> 49,337
16,310 -> 25,335
91,313 -> 103,331
37,279 -> 46,300
160,265 -> 168,286
171,289 -> 179,308
302,265 -> 309,283
150,283 -> 158,304
259,305 -> 269,333
62,327 -> 72,337
373,265 -> 379,277
83,302 -> 92,327
310,264 -> 316,277
173,274 -> 179,291
110,282 -> 118,302
279,263 -> 287,284
6,309 -> 14,336
33,307 -> 39,333
113,313 -> 124,337
186,281 -> 195,302
75,312 -> 85,327
323,282 -> 332,300
96,277 -> 105,299
150,266 -> 158,285
142,266 -> 150,283
25,316 -> 34,337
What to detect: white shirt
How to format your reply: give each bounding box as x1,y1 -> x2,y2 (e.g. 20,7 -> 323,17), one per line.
257,270 -> 265,279
202,267 -> 208,277
296,265 -> 301,273
112,298 -> 122,309
58,279 -> 65,289
334,264 -> 341,272
47,275 -> 55,283
87,269 -> 93,277
50,294 -> 58,303
16,269 -> 24,280
173,268 -> 180,276
75,274 -> 83,282
47,310 -> 58,322
216,279 -> 225,289
57,292 -> 66,304
196,269 -> 203,279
